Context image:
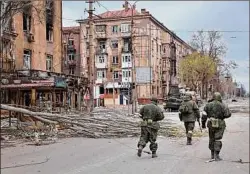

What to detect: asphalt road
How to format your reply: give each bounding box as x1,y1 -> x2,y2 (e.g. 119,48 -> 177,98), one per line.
1,102 -> 249,174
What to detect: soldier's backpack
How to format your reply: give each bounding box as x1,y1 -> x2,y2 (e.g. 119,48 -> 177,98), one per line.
179,103 -> 190,114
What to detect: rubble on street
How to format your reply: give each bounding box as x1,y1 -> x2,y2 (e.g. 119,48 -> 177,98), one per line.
1,104 -> 206,148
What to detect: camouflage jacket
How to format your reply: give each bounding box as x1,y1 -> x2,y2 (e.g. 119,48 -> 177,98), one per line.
203,100 -> 231,121
179,100 -> 200,122
139,103 -> 164,130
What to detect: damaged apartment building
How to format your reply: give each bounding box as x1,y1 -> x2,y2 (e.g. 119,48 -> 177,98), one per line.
76,2 -> 194,107
0,0 -> 88,114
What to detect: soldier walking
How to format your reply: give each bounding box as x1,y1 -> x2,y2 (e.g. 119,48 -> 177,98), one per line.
179,94 -> 200,145
201,97 -> 214,129
137,97 -> 165,158
202,92 -> 231,161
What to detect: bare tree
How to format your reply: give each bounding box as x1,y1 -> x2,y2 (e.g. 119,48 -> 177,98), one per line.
0,0 -> 53,31
189,30 -> 238,95
190,30 -> 227,61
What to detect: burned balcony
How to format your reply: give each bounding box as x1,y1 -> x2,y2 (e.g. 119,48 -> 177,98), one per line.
96,48 -> 108,55
161,43 -> 171,58
95,25 -> 107,39
122,46 -> 131,53
67,44 -> 76,51
67,39 -> 76,51
96,32 -> 107,39
122,38 -> 131,53
162,77 -> 168,86
68,60 -> 76,67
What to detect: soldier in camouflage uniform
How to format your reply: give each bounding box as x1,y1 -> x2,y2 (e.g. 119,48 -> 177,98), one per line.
203,92 -> 231,161
137,97 -> 165,158
179,94 -> 200,145
201,98 -> 214,128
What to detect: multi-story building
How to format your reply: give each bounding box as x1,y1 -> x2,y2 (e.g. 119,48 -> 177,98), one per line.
62,26 -> 81,76
0,1 -> 82,112
77,2 -> 194,106
217,75 -> 237,99
1,0 -> 62,73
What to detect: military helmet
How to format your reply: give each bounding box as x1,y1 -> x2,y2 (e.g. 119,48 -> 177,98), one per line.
184,93 -> 192,101
151,97 -> 158,103
212,92 -> 222,101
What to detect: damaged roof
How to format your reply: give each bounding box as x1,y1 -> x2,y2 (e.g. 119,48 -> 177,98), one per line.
96,8 -> 141,19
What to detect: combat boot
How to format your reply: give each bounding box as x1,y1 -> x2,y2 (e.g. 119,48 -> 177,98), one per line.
186,137 -> 192,145
214,151 -> 222,161
152,151 -> 158,158
137,146 -> 143,157
211,150 -> 215,159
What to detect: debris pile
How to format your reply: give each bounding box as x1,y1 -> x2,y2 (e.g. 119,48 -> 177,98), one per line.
1,104 -> 207,146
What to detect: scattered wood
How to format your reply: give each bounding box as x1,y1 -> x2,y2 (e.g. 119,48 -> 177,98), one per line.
0,104 -> 186,139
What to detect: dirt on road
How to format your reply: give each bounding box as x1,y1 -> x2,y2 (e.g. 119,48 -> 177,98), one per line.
1,99 -> 249,174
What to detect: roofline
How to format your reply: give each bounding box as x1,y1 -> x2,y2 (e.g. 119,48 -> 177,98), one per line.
62,26 -> 80,34
148,15 -> 195,51
76,14 -> 195,51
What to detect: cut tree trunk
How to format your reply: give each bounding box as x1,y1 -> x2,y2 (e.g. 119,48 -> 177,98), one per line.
0,104 -> 57,124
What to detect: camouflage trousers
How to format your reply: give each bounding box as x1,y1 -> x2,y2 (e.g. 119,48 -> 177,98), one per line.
137,126 -> 158,152
184,122 -> 195,138
207,121 -> 225,151
201,115 -> 208,128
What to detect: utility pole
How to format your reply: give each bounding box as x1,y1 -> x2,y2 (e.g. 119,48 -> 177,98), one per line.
0,1 -> 3,119
112,70 -> 115,107
149,23 -> 152,96
130,3 -> 138,114
130,4 -> 134,114
87,0 -> 95,111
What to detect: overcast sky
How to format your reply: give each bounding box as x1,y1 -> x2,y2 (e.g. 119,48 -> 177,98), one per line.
62,1 -> 249,92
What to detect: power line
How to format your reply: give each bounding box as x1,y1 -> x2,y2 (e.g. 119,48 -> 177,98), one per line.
172,30 -> 249,33
61,1 -> 249,34
95,1 -> 121,19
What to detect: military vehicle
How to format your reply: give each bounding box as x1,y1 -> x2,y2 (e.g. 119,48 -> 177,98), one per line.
163,85 -> 182,112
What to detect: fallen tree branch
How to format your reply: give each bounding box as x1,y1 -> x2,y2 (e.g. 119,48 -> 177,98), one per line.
0,104 -> 185,139
0,104 -> 58,124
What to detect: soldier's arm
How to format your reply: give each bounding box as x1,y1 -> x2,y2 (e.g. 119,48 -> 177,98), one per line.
193,101 -> 200,120
139,107 -> 144,119
178,102 -> 183,113
156,108 -> 165,121
222,104 -> 231,119
203,104 -> 209,118
201,111 -> 208,121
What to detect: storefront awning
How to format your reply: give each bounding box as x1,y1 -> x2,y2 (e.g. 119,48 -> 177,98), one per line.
1,83 -> 54,89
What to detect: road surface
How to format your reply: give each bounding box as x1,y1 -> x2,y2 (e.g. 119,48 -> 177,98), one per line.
1,100 -> 249,174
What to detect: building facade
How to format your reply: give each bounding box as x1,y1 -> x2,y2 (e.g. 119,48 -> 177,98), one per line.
0,1 -> 88,114
1,0 -> 62,73
77,3 -> 193,106
62,26 -> 81,76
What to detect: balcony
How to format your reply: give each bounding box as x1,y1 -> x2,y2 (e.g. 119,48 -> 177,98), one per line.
95,62 -> 108,69
68,60 -> 76,66
96,32 -> 107,39
95,78 -> 107,84
121,32 -> 131,38
96,48 -> 107,55
122,77 -> 132,83
121,53 -> 132,68
67,44 -> 75,50
103,93 -> 119,98
162,76 -> 167,84
121,46 -> 130,53
161,52 -> 170,58
162,67 -> 168,72
121,61 -> 132,69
